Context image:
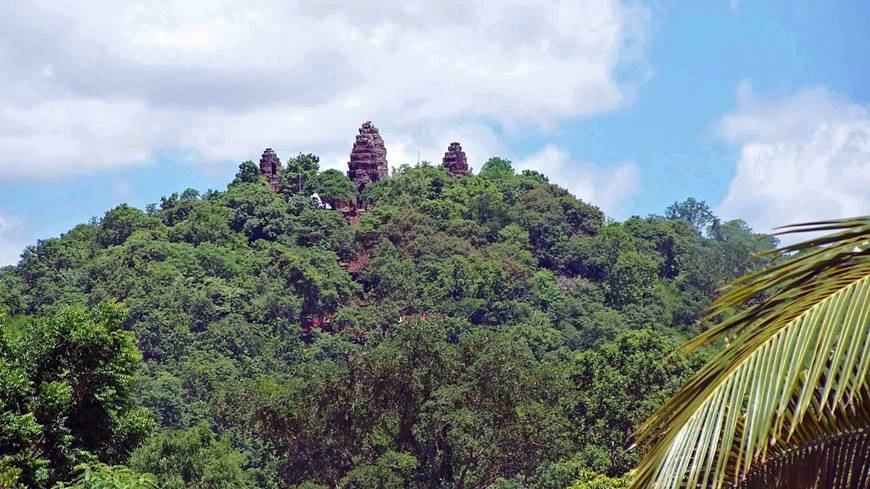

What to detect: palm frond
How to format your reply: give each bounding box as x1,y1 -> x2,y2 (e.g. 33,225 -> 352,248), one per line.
630,216 -> 870,489
735,427 -> 869,489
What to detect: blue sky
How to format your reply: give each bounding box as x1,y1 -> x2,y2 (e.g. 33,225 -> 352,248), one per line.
1,0 -> 868,265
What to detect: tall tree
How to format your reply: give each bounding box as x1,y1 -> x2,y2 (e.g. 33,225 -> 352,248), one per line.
664,198 -> 717,236
281,153 -> 321,196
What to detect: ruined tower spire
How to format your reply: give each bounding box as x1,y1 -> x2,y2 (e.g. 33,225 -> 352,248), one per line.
442,142 -> 468,177
347,121 -> 388,190
259,148 -> 281,191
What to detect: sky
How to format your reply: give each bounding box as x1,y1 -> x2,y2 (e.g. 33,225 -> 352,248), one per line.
1,0 -> 868,266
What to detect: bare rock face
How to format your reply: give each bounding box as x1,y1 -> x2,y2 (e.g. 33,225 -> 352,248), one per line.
442,142 -> 468,176
259,148 -> 281,191
347,121 -> 389,189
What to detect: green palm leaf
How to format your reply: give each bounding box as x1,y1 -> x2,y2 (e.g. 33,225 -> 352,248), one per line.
630,216 -> 870,489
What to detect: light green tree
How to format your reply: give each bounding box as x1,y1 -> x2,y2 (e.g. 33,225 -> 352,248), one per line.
129,423 -> 254,489
53,463 -> 156,489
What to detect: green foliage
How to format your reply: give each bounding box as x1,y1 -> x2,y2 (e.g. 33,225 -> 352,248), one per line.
565,471 -> 631,489
605,251 -> 659,308
480,156 -> 516,178
0,154 -> 777,488
337,451 -> 418,489
129,423 -> 253,489
664,197 -> 716,236
219,319 -> 574,488
0,303 -> 151,488
568,330 -> 704,475
223,182 -> 292,241
232,161 -> 261,185
99,205 -> 162,248
53,463 -> 157,489
281,153 -> 321,196
308,169 -> 358,207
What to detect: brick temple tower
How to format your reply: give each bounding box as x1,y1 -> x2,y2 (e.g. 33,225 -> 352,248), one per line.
259,148 -> 281,191
347,121 -> 389,189
441,142 -> 468,177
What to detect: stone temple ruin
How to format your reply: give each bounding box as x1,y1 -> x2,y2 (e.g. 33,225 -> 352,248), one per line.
347,121 -> 389,190
259,148 -> 281,191
257,122 -> 470,194
441,142 -> 468,177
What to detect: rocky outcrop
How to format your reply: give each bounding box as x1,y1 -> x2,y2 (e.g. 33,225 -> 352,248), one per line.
259,148 -> 281,191
347,121 -> 388,189
442,142 -> 468,176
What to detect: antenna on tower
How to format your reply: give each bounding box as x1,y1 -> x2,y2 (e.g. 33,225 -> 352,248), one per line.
417,149 -> 420,165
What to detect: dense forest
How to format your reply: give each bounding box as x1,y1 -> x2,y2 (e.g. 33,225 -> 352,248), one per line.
0,155 -> 777,489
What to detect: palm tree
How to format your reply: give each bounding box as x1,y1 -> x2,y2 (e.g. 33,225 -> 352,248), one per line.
631,217 -> 870,489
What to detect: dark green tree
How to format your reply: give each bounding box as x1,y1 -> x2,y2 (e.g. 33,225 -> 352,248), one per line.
567,330 -> 704,475
232,161 -> 261,185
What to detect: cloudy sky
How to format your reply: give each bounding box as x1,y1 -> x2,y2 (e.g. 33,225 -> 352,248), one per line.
1,0 -> 868,265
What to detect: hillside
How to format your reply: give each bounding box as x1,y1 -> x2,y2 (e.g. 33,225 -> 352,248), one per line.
0,151 -> 777,489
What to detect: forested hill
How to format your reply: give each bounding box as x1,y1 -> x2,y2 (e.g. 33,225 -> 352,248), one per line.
0,156 -> 777,489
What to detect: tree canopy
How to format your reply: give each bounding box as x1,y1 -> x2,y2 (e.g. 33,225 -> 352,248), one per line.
0,157 -> 779,488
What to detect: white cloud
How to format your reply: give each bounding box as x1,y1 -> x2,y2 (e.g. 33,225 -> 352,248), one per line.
0,0 -> 648,180
0,213 -> 26,267
716,84 -> 870,234
516,144 -> 640,217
